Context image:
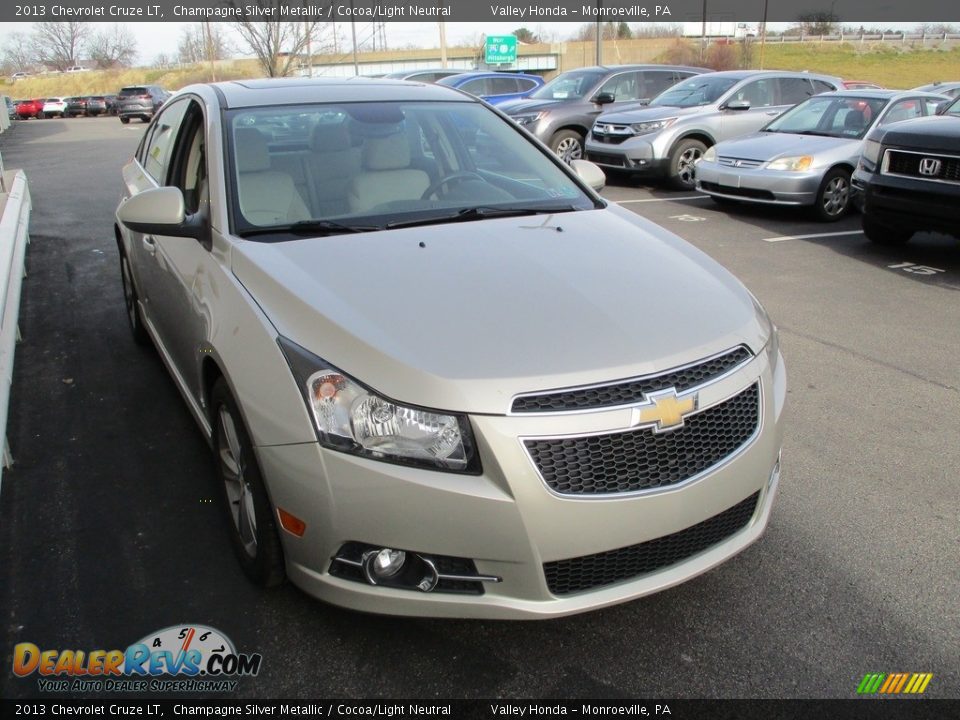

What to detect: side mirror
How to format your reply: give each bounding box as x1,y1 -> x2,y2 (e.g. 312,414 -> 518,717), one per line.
593,92 -> 616,106
118,187 -> 204,240
570,159 -> 606,192
724,99 -> 751,111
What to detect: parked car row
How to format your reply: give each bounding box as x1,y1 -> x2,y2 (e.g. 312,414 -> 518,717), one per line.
12,85 -> 170,123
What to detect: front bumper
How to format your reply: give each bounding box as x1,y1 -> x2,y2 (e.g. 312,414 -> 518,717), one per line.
585,135 -> 670,176
852,169 -> 960,236
257,347 -> 787,619
696,161 -> 822,206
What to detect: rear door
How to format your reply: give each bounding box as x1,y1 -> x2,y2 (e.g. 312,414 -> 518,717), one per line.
718,77 -> 782,141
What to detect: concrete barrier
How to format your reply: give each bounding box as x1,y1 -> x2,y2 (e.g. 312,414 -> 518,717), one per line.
0,161 -> 31,493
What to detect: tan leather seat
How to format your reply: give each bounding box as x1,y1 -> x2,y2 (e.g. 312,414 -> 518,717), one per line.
306,122 -> 361,217
347,133 -> 430,214
234,128 -> 311,226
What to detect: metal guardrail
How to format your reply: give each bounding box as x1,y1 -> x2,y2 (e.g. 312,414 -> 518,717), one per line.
725,33 -> 960,44
0,164 -> 31,491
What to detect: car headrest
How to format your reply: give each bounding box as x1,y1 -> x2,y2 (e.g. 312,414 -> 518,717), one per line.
234,128 -> 271,173
311,122 -> 352,152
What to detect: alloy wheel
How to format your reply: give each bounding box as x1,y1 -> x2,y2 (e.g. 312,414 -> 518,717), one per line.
677,147 -> 702,185
821,175 -> 850,217
218,406 -> 258,558
556,137 -> 582,162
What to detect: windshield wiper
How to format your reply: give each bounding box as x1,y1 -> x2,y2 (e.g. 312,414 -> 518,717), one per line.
793,130 -> 834,137
237,219 -> 382,238
384,205 -> 578,230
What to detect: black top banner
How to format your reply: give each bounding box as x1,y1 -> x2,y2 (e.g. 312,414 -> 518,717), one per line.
3,0 -> 960,24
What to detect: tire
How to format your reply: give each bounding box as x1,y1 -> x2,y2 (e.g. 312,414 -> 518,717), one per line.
118,247 -> 150,346
120,116 -> 130,124
667,139 -> 708,190
211,378 -> 286,588
548,129 -> 584,163
862,216 -> 912,246
37,112 -> 45,119
812,167 -> 853,222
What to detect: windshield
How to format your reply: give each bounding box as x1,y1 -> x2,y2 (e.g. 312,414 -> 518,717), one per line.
650,76 -> 738,108
765,95 -> 888,138
529,70 -> 606,101
226,101 -> 596,239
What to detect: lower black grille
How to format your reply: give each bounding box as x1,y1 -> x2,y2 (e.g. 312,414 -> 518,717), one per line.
525,383 -> 759,495
700,181 -> 776,200
885,150 -> 960,183
586,151 -> 625,167
591,133 -> 629,145
544,491 -> 760,595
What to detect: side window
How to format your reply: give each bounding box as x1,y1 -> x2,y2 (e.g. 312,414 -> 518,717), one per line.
517,78 -> 539,93
141,99 -> 189,184
811,80 -> 836,95
598,72 -> 640,102
488,77 -> 520,96
168,101 -> 207,215
879,99 -> 923,126
734,79 -> 776,108
922,98 -> 943,115
460,78 -> 489,96
779,78 -> 814,105
641,71 -> 679,99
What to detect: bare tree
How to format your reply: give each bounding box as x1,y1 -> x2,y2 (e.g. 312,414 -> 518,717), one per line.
792,12 -> 840,36
512,27 -> 540,44
86,24 -> 137,69
31,22 -> 91,71
232,0 -> 332,77
2,32 -> 35,73
178,23 -> 232,65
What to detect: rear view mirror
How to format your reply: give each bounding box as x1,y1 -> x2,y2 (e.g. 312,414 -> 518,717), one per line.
593,92 -> 616,106
724,99 -> 751,111
570,159 -> 606,191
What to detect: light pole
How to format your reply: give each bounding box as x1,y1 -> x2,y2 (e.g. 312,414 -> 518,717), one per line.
349,0 -> 359,76
595,0 -> 602,65
759,0 -> 768,69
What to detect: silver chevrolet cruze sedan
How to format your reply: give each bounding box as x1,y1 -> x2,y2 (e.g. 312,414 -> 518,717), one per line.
115,78 -> 786,618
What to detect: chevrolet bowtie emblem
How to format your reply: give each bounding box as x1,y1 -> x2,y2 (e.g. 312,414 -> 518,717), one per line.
631,389 -> 698,432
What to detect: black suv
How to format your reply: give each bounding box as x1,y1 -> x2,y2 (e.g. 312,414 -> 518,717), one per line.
116,85 -> 170,124
853,96 -> 960,245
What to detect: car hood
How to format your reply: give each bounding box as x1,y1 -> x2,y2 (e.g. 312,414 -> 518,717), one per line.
597,105 -> 704,124
231,206 -> 770,414
873,115 -> 960,152
712,132 -> 861,161
499,98 -> 570,115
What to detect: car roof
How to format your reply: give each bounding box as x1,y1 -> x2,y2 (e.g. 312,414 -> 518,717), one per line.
816,89 -> 949,100
437,71 -> 539,83
559,64 -> 708,73
194,77 -> 476,109
914,80 -> 960,89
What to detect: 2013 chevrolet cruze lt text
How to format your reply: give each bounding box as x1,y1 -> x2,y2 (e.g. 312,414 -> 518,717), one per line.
115,78 -> 786,618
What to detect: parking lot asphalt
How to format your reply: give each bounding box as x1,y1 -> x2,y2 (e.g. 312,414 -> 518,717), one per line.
0,117 -> 957,700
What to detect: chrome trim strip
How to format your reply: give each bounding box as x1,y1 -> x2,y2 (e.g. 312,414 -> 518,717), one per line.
520,380 -> 764,501
508,345 -> 753,416
330,556 -> 501,583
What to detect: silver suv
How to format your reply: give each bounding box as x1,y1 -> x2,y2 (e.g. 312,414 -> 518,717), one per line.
585,70 -> 843,189
499,64 -> 708,162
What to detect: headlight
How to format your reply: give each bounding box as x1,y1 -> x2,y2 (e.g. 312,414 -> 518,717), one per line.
766,155 -> 813,172
860,138 -> 881,169
630,118 -> 676,135
512,112 -> 543,126
278,336 -> 478,473
701,146 -> 717,163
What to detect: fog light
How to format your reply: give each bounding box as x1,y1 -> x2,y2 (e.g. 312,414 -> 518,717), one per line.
362,548 -> 406,584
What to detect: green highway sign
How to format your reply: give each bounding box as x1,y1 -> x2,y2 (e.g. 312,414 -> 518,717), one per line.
485,35 -> 518,65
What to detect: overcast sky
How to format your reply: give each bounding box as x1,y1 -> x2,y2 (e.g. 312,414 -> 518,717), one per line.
0,20 -> 926,67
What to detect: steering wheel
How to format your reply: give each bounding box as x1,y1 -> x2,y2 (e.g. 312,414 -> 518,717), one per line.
421,172 -> 486,200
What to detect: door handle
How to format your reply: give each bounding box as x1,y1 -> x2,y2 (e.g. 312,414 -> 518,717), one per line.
142,235 -> 157,255
765,110 -> 781,116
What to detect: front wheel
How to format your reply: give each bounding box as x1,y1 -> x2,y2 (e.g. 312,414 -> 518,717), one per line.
119,116 -> 130,124
668,139 -> 707,190
212,379 -> 286,588
549,129 -> 584,163
862,216 -> 912,246
812,168 -> 852,222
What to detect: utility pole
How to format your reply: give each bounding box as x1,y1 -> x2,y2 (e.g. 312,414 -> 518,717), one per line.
349,0 -> 359,76
439,22 -> 448,67
759,0 -> 768,69
700,0 -> 707,62
204,20 -> 216,82
305,21 -> 312,77
595,1 -> 602,65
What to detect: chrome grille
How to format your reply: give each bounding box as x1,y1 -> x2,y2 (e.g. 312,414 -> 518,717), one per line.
883,149 -> 960,183
511,346 -> 752,413
718,157 -> 764,169
524,383 -> 760,495
544,492 -> 760,595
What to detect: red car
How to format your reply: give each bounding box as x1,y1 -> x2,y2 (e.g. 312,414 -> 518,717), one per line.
15,98 -> 44,119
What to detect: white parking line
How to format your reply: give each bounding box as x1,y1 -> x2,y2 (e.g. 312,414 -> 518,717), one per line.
763,230 -> 864,243
616,196 -> 710,204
